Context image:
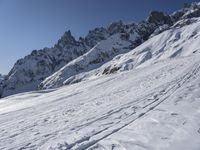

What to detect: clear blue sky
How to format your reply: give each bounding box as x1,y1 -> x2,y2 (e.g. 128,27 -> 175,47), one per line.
0,0 -> 197,74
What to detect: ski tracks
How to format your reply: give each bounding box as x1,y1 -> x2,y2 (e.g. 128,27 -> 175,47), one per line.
51,62 -> 200,150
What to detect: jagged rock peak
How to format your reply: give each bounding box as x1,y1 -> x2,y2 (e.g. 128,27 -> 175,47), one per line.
2,1 -> 200,98
107,20 -> 125,34
171,2 -> 200,22
147,11 -> 173,25
84,27 -> 109,48
56,30 -> 77,48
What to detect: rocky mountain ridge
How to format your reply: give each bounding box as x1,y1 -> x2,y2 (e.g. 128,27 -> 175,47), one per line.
1,2 -> 200,97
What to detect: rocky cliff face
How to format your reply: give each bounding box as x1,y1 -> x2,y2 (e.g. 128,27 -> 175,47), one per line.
0,74 -> 3,81
37,12 -> 177,90
0,30 -> 92,97
0,74 -> 4,96
1,2 -> 200,97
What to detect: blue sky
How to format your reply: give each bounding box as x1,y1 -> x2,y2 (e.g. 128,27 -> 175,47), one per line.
0,0 -> 197,74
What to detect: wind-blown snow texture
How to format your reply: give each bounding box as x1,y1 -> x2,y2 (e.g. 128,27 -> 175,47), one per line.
0,2 -> 200,150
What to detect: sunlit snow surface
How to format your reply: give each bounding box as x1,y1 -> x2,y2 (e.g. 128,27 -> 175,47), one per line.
41,18 -> 200,90
0,55 -> 200,150
1,15 -> 200,150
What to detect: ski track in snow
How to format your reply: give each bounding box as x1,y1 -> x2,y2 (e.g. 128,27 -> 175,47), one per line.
2,5 -> 200,149
0,56 -> 200,150
66,59 -> 200,150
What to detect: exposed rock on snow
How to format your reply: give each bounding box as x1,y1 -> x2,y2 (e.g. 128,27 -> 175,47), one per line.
2,2 -> 200,97
147,11 -> 172,26
39,32 -> 140,89
171,2 -> 200,22
0,30 -> 101,97
40,16 -> 200,90
0,19 -> 162,96
97,17 -> 200,75
1,2 -> 200,150
0,74 -> 3,81
0,74 -> 4,97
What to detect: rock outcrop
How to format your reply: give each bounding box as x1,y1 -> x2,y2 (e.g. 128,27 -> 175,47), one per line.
1,2 -> 200,97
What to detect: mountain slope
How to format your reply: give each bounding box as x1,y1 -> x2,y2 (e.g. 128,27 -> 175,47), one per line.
0,2 -> 200,149
2,2 -> 200,97
37,2 -> 200,90
39,32 -> 140,89
0,55 -> 199,150
0,11 -> 172,97
40,15 -> 200,89
0,31 -> 89,97
99,17 -> 200,74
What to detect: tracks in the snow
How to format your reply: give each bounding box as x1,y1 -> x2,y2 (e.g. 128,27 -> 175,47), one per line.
56,63 -> 200,150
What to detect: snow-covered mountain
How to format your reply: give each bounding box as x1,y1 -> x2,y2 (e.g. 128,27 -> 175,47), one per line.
0,46 -> 200,150
0,2 -> 200,150
42,16 -> 200,89
0,31 -> 95,97
0,11 -> 172,97
0,74 -> 4,97
1,2 -> 200,98
0,74 -> 4,84
39,2 -> 200,90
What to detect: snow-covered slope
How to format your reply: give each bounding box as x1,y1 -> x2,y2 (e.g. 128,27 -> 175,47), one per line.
36,2 -> 200,90
1,2 -> 200,150
0,31 -> 90,97
0,55 -> 200,150
40,15 -> 200,89
99,17 -> 200,74
2,2 -> 200,97
39,32 -> 140,89
0,11 -> 172,97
